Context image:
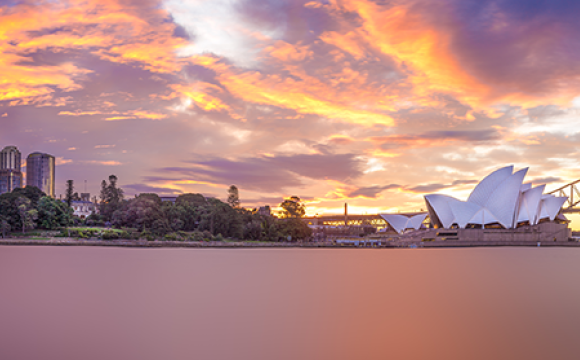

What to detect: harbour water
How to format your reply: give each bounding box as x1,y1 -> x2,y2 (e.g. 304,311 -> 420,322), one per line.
1,246 -> 580,360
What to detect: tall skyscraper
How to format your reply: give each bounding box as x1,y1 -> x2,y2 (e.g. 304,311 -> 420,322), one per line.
26,152 -> 55,198
0,146 -> 23,194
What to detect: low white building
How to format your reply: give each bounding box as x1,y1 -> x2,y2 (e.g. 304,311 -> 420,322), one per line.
71,200 -> 98,218
381,165 -> 568,233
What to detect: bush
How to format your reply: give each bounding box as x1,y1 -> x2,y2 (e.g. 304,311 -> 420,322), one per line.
141,230 -> 156,241
164,232 -> 180,241
214,233 -> 225,242
191,231 -> 204,242
119,230 -> 131,239
102,230 -> 120,240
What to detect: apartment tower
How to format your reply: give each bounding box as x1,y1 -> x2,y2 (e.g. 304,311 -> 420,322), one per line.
26,152 -> 55,197
0,146 -> 23,194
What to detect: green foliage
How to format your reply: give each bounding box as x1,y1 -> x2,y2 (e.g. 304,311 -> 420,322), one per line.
85,213 -> 105,227
53,184 -> 313,242
0,215 -> 11,238
99,175 -> 124,221
65,180 -> 74,207
198,197 -> 243,238
277,218 -> 312,241
65,227 -> 101,238
227,185 -> 240,208
0,186 -> 46,233
37,196 -> 74,230
102,230 -> 120,240
137,193 -> 162,205
15,197 -> 38,234
279,196 -> 306,219
163,232 -> 181,241
190,231 -> 204,242
175,193 -> 206,207
12,186 -> 46,208
143,230 -> 156,241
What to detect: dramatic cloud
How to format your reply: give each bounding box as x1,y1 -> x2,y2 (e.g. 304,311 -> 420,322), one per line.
346,184 -> 401,199
156,152 -> 364,193
124,184 -> 183,195
2,0 -> 580,226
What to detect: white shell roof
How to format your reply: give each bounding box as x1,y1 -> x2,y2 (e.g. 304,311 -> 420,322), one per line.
517,185 -> 545,225
469,208 -> 498,225
542,196 -> 567,221
449,201 -> 481,228
379,214 -> 409,234
380,213 -> 428,234
420,165 -> 567,230
484,168 -> 527,228
425,194 -> 457,229
467,165 -> 513,207
407,213 -> 428,230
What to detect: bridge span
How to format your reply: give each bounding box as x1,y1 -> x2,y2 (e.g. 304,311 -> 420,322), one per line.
549,180 -> 580,213
304,178 -> 580,229
303,212 -> 427,229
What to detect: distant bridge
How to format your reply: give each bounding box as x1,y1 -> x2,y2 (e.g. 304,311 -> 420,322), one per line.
303,212 -> 426,229
548,180 -> 580,213
305,179 -> 580,226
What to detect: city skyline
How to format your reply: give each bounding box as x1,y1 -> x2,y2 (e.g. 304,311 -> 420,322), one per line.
2,0 -> 580,228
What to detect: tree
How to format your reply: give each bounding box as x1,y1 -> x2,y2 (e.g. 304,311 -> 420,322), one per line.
227,185 -> 240,208
99,175 -> 125,221
107,175 -> 124,203
280,218 -> 312,241
12,186 -> 46,207
176,193 -> 206,207
0,215 -> 10,238
15,197 -> 38,234
279,196 -> 306,218
100,180 -> 108,202
65,180 -> 74,207
37,196 -> 74,230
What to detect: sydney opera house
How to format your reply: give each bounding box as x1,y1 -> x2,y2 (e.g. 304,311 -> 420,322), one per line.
381,166 -> 571,242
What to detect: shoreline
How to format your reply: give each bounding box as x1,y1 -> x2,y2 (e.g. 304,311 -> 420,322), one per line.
1,238 -> 579,249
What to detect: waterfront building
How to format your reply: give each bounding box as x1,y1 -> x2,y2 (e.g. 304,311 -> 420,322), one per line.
381,165 -> 569,234
70,193 -> 99,218
0,146 -> 23,194
26,152 -> 55,197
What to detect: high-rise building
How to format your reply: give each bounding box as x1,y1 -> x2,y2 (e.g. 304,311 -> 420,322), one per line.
0,146 -> 23,194
26,152 -> 55,197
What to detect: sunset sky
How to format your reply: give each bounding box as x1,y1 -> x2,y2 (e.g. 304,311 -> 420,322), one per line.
2,0 -> 580,226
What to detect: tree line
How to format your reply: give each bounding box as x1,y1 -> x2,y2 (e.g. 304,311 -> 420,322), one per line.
0,175 -> 312,241
0,186 -> 73,237
91,176 -> 312,241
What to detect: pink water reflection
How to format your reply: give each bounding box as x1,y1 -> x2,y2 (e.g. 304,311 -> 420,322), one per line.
1,247 -> 580,360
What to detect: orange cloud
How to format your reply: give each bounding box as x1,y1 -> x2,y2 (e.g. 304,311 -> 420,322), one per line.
0,0 -> 189,106
206,62 -> 395,126
84,160 -> 122,166
55,157 -> 73,165
319,31 -> 366,59
264,41 -> 313,62
328,134 -> 355,145
58,109 -> 167,120
324,0 -> 580,109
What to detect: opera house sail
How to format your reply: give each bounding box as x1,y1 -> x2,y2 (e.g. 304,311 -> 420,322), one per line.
381,166 -> 568,234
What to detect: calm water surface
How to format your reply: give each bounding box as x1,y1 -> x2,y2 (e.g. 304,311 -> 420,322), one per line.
1,246 -> 580,360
